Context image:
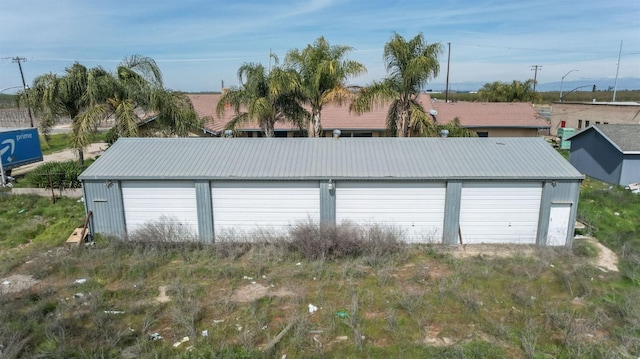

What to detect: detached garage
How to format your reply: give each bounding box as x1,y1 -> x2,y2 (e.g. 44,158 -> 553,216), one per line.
79,137 -> 583,247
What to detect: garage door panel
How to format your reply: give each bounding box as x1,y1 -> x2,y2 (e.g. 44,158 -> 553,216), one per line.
460,182 -> 541,244
212,181 -> 320,236
336,182 -> 445,243
122,181 -> 199,237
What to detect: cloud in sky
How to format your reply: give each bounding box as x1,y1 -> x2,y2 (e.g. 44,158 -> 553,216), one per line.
1,0 -> 639,92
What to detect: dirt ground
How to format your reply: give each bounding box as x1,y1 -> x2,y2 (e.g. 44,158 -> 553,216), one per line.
11,142 -> 107,176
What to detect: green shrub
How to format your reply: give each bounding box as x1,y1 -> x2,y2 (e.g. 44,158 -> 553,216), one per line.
24,160 -> 86,189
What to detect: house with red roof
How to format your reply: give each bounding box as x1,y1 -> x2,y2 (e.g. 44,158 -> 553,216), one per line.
188,93 -> 549,138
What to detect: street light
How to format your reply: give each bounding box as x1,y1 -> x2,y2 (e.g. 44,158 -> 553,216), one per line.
559,69 -> 579,102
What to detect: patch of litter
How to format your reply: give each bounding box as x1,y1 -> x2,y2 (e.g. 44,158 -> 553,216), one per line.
296,262 -> 301,266
74,278 -> 87,284
74,293 -> 85,299
243,276 -> 254,280
103,310 -> 125,315
149,333 -> 163,341
201,330 -> 208,337
614,212 -> 620,216
336,310 -> 348,318
2,281 -> 10,285
173,336 -> 189,348
308,303 -> 318,314
213,319 -> 224,324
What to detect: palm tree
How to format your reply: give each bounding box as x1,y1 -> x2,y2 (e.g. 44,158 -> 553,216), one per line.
285,37 -> 366,137
72,55 -> 201,164
25,55 -> 200,164
216,57 -> 307,137
351,33 -> 443,137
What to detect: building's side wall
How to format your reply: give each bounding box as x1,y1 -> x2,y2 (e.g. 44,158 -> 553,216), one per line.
470,127 -> 542,137
551,103 -> 640,135
537,180 -> 582,247
569,130 -> 623,184
620,156 -> 640,185
83,180 -> 126,238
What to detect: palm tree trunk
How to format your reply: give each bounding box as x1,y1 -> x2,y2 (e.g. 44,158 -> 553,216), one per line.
311,111 -> 322,137
77,149 -> 85,166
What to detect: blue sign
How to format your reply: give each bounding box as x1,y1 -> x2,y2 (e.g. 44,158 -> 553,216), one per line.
0,128 -> 44,170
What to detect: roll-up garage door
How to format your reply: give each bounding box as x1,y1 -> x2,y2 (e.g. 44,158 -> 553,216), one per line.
459,182 -> 542,244
335,182 -> 446,242
121,181 -> 199,237
211,181 -> 320,237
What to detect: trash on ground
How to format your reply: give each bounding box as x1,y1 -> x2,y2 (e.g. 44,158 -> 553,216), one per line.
74,293 -> 85,299
243,276 -> 254,280
103,310 -> 125,315
296,262 -> 301,266
2,281 -> 10,285
213,319 -> 225,324
18,209 -> 25,214
201,330 -> 208,337
74,278 -> 87,284
149,332 -> 163,341
336,310 -> 348,318
173,336 -> 189,348
308,303 -> 318,314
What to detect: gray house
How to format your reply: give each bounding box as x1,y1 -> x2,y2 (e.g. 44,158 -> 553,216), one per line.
568,124 -> 640,186
79,137 -> 583,247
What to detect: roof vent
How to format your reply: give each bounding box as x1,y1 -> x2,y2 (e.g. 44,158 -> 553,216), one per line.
440,129 -> 449,138
333,129 -> 341,139
429,109 -> 438,117
224,129 -> 233,138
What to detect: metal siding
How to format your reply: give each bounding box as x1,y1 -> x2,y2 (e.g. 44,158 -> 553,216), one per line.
211,181 -> 320,237
335,182 -> 446,243
320,181 -> 336,225
79,137 -> 583,181
460,182 -> 542,244
82,180 -> 126,238
195,181 -> 214,243
545,181 -> 581,247
443,181 -> 462,245
620,156 -> 640,185
121,181 -> 199,237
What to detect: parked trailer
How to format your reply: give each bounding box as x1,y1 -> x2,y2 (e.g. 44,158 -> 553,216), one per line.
0,128 -> 43,185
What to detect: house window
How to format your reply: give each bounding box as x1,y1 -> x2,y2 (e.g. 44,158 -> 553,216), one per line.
476,131 -> 489,137
577,120 -> 582,129
604,122 -> 609,124
595,121 -> 601,124
585,120 -> 590,127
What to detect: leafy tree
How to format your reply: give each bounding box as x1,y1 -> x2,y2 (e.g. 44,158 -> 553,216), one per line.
435,117 -> 478,137
285,37 -> 366,137
216,56 -> 306,137
477,80 -> 538,102
351,33 -> 443,137
23,55 -> 201,164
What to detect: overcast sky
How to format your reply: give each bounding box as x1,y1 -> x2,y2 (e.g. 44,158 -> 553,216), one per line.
1,0 -> 639,93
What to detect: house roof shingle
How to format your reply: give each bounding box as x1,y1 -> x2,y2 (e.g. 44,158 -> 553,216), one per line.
188,93 -> 550,134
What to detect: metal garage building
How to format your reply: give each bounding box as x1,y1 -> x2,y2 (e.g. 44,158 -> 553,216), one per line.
79,137 -> 583,247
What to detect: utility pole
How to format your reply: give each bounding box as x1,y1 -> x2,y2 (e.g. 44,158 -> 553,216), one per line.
531,65 -> 542,93
445,42 -> 451,103
5,56 -> 34,127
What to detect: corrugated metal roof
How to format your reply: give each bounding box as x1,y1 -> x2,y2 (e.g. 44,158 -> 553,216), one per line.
79,137 -> 583,181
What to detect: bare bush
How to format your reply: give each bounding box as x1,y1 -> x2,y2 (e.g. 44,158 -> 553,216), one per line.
288,221 -> 405,261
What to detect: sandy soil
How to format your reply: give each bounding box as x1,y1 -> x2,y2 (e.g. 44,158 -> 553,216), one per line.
0,274 -> 39,294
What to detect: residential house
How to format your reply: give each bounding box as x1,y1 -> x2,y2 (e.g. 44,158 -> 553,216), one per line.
568,124 -> 640,186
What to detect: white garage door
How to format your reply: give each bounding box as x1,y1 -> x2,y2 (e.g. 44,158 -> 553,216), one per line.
459,182 -> 542,244
121,181 -> 199,237
335,182 -> 446,242
211,181 -> 320,237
